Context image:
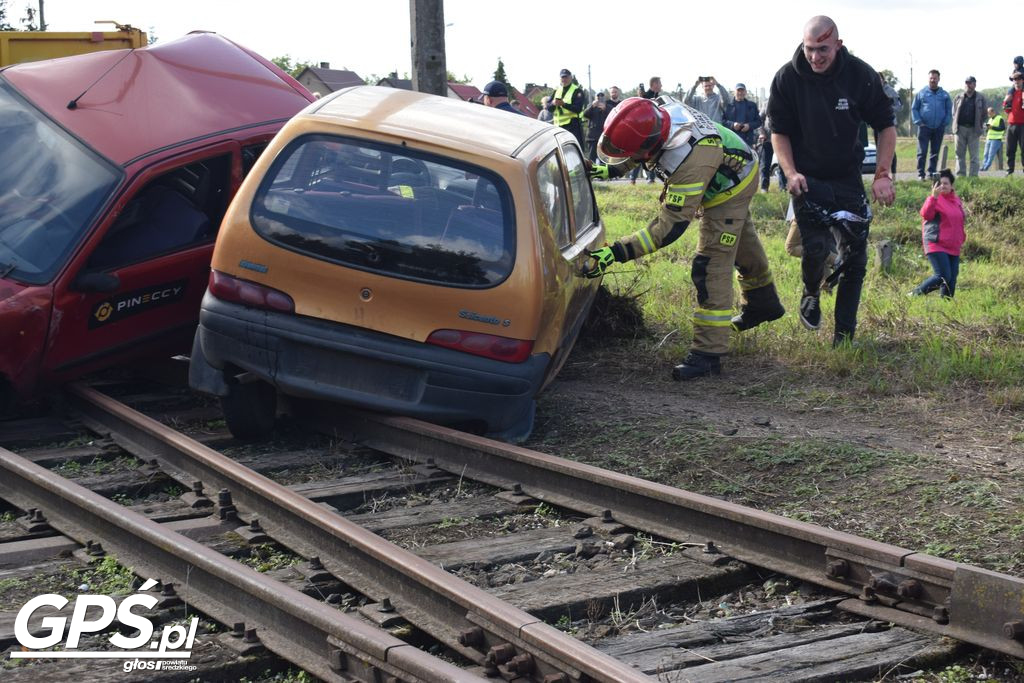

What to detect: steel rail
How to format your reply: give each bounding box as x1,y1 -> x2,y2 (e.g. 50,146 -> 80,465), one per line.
0,447 -> 480,683
309,406 -> 1024,660
64,383 -> 652,683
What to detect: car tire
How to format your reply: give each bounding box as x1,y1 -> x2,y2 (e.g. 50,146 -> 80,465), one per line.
221,379 -> 276,441
485,400 -> 536,444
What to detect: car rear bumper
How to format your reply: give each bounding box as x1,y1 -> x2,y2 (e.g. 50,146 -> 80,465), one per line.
192,293 -> 548,437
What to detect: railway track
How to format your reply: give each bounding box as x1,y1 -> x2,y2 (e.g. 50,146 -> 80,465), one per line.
0,377 -> 1021,681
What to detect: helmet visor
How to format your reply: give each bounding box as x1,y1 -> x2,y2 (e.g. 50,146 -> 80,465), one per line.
597,133 -> 631,165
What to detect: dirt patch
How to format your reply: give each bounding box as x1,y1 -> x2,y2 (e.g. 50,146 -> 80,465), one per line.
527,337 -> 1024,576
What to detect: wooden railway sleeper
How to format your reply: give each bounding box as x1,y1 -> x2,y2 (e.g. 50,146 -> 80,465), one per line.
311,406 -> 1024,661
62,383 -> 653,682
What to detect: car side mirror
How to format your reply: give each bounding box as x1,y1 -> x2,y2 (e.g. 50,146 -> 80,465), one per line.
72,271 -> 121,293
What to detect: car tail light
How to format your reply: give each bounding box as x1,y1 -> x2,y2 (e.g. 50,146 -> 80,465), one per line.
426,329 -> 534,363
208,270 -> 294,313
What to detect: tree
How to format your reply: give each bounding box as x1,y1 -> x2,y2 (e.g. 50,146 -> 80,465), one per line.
0,0 -> 16,30
878,69 -> 898,89
271,55 -> 314,78
493,58 -> 507,85
20,3 -> 36,30
446,71 -> 472,84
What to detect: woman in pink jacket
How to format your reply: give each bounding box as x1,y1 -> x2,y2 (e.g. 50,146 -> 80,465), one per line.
912,169 -> 966,298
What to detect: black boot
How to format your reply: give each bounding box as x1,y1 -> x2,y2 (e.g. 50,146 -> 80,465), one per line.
672,352 -> 722,381
731,283 -> 785,331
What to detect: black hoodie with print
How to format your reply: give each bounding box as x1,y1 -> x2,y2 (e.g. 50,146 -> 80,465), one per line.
768,44 -> 894,180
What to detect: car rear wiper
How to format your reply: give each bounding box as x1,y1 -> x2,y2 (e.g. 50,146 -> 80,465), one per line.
346,237 -> 414,258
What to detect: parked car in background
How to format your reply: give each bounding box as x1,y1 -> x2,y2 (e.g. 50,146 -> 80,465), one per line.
189,86 -> 605,442
770,142 -> 878,178
0,32 -> 314,411
861,143 -> 878,175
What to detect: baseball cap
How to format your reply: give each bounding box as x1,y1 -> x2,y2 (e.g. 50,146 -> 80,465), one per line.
735,83 -> 747,90
482,80 -> 508,98
1013,71 -> 1024,81
965,76 -> 976,83
559,68 -> 571,77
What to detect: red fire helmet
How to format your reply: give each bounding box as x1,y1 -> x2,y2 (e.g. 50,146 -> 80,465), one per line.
597,97 -> 671,164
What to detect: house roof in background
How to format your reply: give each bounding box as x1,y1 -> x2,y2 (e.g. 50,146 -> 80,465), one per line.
298,66 -> 365,90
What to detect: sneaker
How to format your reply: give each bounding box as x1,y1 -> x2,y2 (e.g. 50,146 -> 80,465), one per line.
917,174 -> 926,181
1008,170 -> 1015,176
799,293 -> 821,330
671,352 -> 721,381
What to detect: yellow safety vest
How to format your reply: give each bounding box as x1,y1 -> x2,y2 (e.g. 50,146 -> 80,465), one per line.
987,114 -> 1006,141
552,82 -> 580,127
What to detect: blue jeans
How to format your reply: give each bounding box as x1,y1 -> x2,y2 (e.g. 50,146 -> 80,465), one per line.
982,139 -> 1003,171
916,125 -> 945,177
915,251 -> 960,297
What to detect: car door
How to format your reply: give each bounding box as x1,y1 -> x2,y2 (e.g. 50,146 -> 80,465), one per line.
536,141 -> 604,387
41,143 -> 240,382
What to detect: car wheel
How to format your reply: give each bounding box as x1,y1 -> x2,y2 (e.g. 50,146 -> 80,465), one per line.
221,379 -> 276,441
485,400 -> 536,444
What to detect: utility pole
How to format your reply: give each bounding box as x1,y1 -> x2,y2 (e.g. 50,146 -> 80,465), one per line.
908,52 -> 914,137
38,0 -> 45,30
409,0 -> 447,97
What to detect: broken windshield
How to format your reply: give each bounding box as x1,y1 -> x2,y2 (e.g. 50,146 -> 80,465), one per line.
0,80 -> 121,284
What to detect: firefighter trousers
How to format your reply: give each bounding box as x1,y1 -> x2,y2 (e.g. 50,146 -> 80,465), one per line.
691,177 -> 772,356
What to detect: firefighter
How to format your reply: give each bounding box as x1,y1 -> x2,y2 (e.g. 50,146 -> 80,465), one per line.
587,97 -> 784,380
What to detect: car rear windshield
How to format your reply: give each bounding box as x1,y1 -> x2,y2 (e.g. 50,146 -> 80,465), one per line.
251,134 -> 516,288
0,81 -> 121,284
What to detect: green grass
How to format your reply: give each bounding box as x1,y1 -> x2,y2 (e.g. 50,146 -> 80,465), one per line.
592,173 -> 1024,407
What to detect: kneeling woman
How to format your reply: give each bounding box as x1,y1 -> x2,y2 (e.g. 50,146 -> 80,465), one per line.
913,169 -> 965,298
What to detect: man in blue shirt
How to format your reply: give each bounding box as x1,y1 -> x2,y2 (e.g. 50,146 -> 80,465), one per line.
723,83 -> 762,146
911,69 -> 953,180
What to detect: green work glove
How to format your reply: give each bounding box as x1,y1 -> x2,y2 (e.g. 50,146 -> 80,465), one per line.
589,164 -> 609,180
585,246 -> 617,279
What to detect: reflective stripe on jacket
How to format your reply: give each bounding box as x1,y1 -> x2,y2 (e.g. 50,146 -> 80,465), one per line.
552,83 -> 580,127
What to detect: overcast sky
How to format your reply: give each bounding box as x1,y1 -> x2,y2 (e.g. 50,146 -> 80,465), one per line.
40,0 -> 1013,99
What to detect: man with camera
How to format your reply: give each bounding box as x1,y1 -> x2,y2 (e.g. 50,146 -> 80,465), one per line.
685,76 -> 731,123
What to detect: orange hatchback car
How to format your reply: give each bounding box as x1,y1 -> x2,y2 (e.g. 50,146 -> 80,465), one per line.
190,86 -> 605,441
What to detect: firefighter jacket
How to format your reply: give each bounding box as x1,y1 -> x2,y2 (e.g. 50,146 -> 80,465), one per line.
608,101 -> 758,262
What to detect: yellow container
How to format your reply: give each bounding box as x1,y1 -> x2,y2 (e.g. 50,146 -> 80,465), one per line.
0,27 -> 147,67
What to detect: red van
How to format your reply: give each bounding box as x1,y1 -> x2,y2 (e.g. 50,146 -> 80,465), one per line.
0,32 -> 314,410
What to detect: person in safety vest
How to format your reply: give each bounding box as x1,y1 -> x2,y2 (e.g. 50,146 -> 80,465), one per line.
547,68 -> 586,147
982,106 -> 1006,171
586,97 -> 784,380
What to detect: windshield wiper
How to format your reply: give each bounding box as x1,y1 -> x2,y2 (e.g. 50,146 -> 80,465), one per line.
0,261 -> 16,278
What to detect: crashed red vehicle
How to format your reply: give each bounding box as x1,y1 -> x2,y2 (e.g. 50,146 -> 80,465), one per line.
0,32 -> 314,409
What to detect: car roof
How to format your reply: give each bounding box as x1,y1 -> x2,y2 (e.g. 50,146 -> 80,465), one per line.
1,32 -> 315,167
307,85 -> 556,158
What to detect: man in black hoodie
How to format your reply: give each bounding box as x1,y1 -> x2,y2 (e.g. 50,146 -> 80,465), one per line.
768,15 -> 895,347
